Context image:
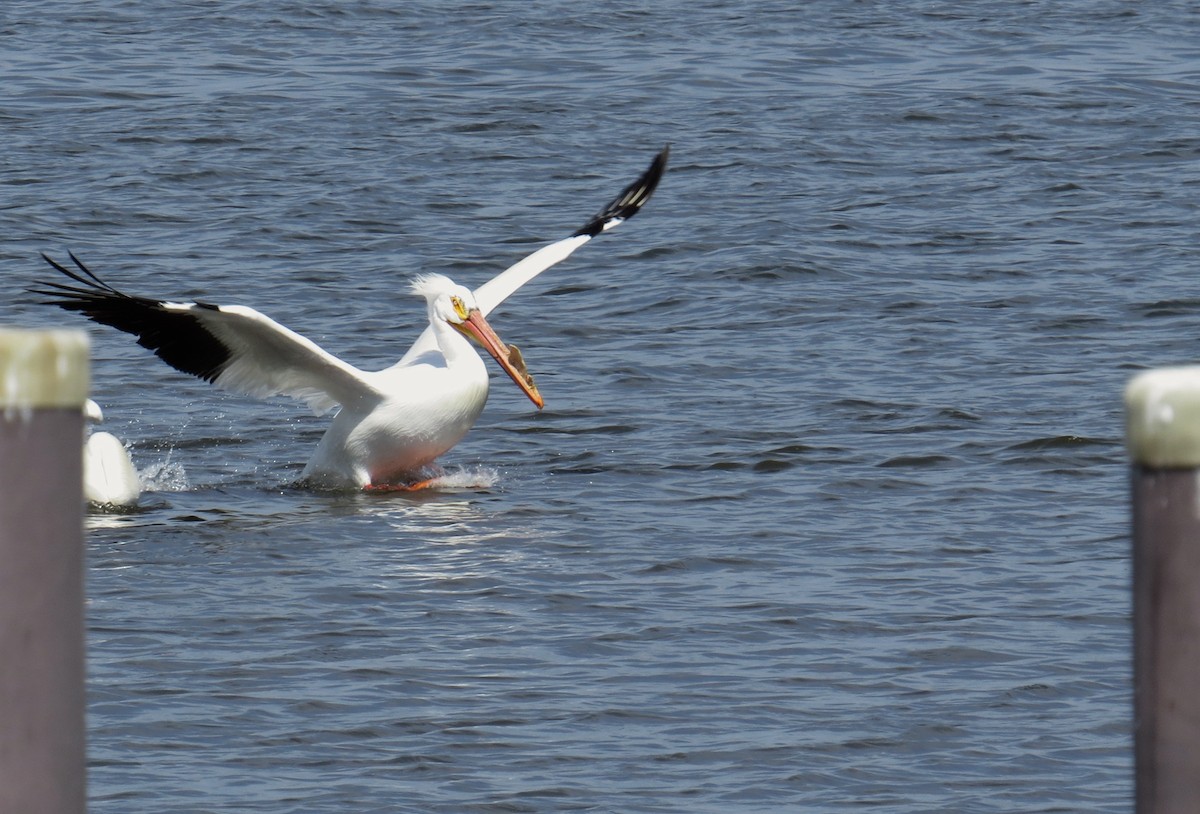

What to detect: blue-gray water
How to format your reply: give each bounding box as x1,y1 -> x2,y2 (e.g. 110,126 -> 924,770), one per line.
5,1 -> 1197,810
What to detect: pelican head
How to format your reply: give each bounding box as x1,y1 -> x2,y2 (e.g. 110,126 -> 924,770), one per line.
411,274 -> 543,409
85,398 -> 104,424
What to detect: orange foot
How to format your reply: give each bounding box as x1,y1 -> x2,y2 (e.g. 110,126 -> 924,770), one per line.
362,477 -> 442,494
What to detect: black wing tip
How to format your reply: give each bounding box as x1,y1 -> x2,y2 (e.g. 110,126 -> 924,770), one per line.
572,144 -> 670,238
33,251 -> 233,382
35,250 -> 120,296
31,251 -> 81,301
39,250 -> 73,279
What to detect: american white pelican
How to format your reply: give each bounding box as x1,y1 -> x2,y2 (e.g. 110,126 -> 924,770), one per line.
83,399 -> 141,506
36,147 -> 668,490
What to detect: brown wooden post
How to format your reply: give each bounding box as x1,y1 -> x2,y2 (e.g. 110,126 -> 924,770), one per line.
0,329 -> 89,814
1127,367 -> 1200,814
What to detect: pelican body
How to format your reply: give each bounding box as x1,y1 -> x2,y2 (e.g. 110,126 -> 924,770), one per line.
83,399 -> 141,506
301,273 -> 538,486
34,147 -> 668,489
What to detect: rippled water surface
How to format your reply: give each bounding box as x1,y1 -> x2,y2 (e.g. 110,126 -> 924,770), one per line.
6,1 -> 1199,811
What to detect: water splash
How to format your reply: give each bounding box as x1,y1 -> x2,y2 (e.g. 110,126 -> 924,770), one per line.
138,459 -> 190,492
426,465 -> 500,490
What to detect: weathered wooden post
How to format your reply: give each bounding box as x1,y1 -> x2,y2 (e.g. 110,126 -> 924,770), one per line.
1127,366 -> 1200,813
0,329 -> 89,814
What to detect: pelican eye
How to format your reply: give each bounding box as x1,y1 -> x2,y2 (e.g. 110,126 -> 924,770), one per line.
450,295 -> 470,321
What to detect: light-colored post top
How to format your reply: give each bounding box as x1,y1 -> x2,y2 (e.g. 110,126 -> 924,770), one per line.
1125,366 -> 1200,467
0,329 -> 89,410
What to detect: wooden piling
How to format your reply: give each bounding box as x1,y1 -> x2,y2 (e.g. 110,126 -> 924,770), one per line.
0,329 -> 89,814
1127,366 -> 1200,813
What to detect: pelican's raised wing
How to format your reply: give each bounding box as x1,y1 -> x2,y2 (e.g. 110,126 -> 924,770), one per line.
397,146 -> 668,366
473,145 -> 669,316
33,252 -> 377,415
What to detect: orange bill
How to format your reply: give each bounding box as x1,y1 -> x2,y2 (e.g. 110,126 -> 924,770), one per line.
455,310 -> 544,409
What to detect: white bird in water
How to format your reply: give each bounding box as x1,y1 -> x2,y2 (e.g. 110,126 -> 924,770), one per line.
35,147 -> 668,490
83,399 -> 141,506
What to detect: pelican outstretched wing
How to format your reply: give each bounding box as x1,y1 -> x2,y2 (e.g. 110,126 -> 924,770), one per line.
397,146 -> 668,366
33,252 -> 377,415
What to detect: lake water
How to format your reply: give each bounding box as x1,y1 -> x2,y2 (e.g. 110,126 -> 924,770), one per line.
5,1 -> 1197,811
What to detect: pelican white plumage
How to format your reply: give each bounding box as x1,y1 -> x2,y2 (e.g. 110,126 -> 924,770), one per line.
83,399 -> 141,506
35,146 -> 668,490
